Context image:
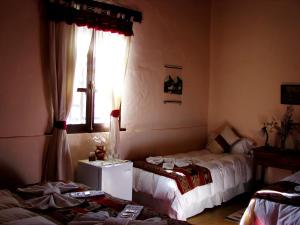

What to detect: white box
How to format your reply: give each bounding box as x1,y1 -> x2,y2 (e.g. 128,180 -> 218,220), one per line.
76,160 -> 133,201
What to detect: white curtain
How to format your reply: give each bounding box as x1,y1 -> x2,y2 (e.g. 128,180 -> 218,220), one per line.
109,36 -> 130,159
42,21 -> 77,181
93,32 -> 130,159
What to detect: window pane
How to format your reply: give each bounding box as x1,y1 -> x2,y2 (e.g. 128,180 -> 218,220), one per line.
67,92 -> 86,124
67,27 -> 129,131
94,31 -> 129,125
94,90 -> 111,124
74,26 -> 93,89
67,26 -> 92,125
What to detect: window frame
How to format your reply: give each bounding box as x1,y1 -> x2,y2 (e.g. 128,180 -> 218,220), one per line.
67,82 -> 125,134
66,30 -> 125,134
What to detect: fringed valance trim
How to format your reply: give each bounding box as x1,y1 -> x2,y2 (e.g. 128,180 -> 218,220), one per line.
46,0 -> 142,36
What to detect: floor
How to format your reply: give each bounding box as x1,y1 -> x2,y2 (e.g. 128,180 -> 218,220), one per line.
187,193 -> 252,225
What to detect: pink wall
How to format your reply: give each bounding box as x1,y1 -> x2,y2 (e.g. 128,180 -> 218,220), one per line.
119,0 -> 211,159
209,0 -> 300,182
69,0 -> 211,169
0,0 -> 49,186
0,0 -> 211,184
0,0 -> 49,136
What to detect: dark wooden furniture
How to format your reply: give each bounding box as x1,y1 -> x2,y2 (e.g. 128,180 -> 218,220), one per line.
252,146 -> 300,187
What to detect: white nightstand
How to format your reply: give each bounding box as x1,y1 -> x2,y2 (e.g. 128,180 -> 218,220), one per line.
76,159 -> 133,200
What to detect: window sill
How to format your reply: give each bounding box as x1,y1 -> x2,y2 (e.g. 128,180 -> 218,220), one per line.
44,127 -> 126,135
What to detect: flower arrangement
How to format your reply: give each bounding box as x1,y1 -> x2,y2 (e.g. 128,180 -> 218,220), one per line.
91,134 -> 109,160
261,119 -> 278,147
262,106 -> 299,149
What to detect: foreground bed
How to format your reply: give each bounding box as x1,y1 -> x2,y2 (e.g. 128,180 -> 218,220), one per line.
133,149 -> 253,220
0,182 -> 190,225
240,170 -> 300,225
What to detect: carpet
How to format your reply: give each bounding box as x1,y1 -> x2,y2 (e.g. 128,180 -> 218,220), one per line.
225,208 -> 245,223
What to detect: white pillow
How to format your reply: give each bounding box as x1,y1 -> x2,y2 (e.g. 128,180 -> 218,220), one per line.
220,126 -> 240,145
230,138 -> 255,154
206,138 -> 224,154
206,126 -> 240,153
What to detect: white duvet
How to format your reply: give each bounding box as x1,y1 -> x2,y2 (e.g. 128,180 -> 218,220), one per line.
133,150 -> 253,220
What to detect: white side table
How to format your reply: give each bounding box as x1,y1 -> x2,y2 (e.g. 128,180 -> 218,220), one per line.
76,159 -> 133,201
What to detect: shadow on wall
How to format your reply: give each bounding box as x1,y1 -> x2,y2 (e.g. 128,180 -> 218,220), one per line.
120,128 -> 206,160
0,162 -> 25,189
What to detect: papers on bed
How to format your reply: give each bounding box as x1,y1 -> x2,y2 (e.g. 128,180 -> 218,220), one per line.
146,156 -> 193,169
146,156 -> 163,165
134,159 -> 212,194
17,182 -> 84,210
162,162 -> 174,170
162,160 -> 193,170
141,155 -> 217,193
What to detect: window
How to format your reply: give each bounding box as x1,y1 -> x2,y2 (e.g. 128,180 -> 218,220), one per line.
67,26 -> 129,133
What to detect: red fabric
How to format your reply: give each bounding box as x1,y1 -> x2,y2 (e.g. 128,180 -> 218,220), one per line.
47,2 -> 134,36
133,161 -> 212,194
111,109 -> 120,118
54,121 -> 67,130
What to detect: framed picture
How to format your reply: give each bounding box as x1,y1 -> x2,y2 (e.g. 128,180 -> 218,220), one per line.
163,64 -> 183,104
281,84 -> 300,105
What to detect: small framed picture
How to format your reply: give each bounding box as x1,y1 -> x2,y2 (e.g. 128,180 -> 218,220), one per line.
281,84 -> 300,105
163,64 -> 183,104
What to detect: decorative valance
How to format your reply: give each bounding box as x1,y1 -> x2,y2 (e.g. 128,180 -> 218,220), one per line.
46,0 -> 142,36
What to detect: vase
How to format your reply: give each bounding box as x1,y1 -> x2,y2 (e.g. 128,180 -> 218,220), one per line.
285,135 -> 295,150
95,145 -> 105,160
280,136 -> 286,150
264,131 -> 270,148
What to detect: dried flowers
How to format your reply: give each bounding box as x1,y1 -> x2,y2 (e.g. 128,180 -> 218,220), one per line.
274,106 -> 299,149
262,106 -> 299,149
261,119 -> 279,147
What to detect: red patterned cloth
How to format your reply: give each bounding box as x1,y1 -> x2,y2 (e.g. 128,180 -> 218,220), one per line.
133,161 -> 212,194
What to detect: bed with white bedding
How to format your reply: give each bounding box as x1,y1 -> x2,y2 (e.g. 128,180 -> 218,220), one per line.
133,149 -> 253,221
240,170 -> 300,225
0,182 -> 190,225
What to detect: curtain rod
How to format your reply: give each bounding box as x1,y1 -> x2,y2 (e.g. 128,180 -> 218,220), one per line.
56,0 -> 142,23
